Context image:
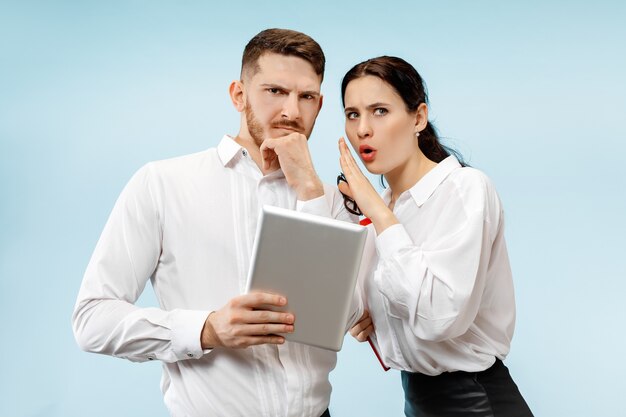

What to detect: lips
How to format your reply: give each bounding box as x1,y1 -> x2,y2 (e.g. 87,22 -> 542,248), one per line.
359,145 -> 377,162
272,124 -> 302,133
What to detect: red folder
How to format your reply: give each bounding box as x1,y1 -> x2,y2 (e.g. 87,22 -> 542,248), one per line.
367,337 -> 390,371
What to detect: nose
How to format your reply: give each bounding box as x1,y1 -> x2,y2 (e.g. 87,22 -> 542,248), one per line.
357,117 -> 372,139
281,93 -> 301,120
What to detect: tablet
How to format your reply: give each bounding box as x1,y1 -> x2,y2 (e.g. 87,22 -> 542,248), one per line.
245,205 -> 367,351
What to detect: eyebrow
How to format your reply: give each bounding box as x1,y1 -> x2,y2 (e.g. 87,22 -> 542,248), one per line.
344,102 -> 391,113
259,83 -> 320,97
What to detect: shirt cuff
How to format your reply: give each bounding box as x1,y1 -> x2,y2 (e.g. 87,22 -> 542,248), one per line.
170,309 -> 211,361
296,195 -> 331,217
375,224 -> 414,259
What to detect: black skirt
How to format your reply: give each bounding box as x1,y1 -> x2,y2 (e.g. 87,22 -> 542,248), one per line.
401,359 -> 534,417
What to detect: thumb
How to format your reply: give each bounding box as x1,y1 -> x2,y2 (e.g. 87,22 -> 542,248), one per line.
338,181 -> 353,199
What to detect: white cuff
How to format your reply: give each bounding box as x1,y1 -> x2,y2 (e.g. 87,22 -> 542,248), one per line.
170,309 -> 210,361
296,195 -> 331,217
375,224 -> 414,259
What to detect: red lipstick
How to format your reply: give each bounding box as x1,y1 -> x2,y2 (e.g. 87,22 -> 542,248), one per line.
359,145 -> 377,163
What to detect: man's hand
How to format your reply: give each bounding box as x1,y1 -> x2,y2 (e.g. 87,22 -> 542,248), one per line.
201,292 -> 295,349
260,132 -> 324,200
349,310 -> 374,342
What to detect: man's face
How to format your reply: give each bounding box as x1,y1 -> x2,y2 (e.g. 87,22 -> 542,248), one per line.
242,53 -> 323,145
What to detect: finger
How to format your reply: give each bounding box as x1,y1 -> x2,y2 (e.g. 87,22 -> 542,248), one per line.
356,325 -> 374,341
241,309 -> 295,325
243,323 -> 295,335
260,138 -> 278,151
339,139 -> 359,177
338,137 -> 349,157
339,156 -> 348,176
356,330 -> 370,342
349,316 -> 372,337
337,181 -> 353,199
261,148 -> 276,169
359,316 -> 373,328
235,335 -> 286,348
349,326 -> 361,338
341,142 -> 361,176
238,292 -> 287,308
339,148 -> 357,179
338,137 -> 351,163
349,322 -> 367,337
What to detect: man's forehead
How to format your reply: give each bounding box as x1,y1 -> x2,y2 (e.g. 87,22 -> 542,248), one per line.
247,53 -> 322,90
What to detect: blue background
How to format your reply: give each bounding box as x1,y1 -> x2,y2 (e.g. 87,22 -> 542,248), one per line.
1,1 -> 625,416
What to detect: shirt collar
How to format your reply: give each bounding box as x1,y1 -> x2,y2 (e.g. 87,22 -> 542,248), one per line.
382,155 -> 461,208
216,135 -> 285,179
217,135 -> 243,166
408,155 -> 461,207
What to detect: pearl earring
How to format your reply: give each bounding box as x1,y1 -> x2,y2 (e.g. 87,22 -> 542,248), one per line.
415,131 -> 420,138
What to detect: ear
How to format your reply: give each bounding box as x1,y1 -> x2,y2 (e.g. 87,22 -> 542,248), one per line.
415,102 -> 429,133
317,94 -> 324,115
229,80 -> 245,112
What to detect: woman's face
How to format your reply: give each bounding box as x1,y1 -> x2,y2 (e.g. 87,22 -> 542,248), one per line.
343,76 -> 421,175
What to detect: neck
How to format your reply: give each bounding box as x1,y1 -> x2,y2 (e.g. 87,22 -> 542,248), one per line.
233,131 -> 267,173
385,151 -> 438,205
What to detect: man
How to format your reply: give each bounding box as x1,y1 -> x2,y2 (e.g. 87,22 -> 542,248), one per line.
72,28 -> 360,417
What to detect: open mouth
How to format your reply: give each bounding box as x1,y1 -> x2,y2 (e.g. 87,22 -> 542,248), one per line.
359,145 -> 377,162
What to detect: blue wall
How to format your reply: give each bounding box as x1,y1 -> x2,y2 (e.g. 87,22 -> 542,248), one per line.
1,1 -> 625,416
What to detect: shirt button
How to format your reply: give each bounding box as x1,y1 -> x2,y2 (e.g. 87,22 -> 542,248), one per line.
242,149 -> 248,157
147,354 -> 155,360
187,353 -> 194,358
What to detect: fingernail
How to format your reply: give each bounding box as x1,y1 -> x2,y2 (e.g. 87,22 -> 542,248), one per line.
286,314 -> 294,322
280,297 -> 287,305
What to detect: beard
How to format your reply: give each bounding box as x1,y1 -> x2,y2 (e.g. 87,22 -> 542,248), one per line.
245,102 -> 266,147
244,101 -> 309,147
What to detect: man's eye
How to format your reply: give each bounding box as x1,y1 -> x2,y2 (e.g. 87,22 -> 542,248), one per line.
346,112 -> 358,120
268,88 -> 280,94
374,108 -> 388,116
302,94 -> 314,100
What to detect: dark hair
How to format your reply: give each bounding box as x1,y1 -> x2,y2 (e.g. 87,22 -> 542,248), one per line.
242,28 -> 325,81
341,56 -> 465,169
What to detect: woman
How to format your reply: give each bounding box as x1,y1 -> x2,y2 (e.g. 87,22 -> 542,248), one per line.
337,56 -> 534,417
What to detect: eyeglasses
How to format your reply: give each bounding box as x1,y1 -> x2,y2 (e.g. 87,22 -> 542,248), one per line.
336,172 -> 363,216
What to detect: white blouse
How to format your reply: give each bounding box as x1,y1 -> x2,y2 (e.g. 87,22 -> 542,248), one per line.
361,155 -> 516,376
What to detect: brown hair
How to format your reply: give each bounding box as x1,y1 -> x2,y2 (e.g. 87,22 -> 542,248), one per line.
241,28 -> 325,81
341,56 -> 465,166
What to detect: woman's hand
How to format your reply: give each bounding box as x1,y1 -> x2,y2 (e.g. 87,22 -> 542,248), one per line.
349,310 -> 374,342
338,137 -> 398,234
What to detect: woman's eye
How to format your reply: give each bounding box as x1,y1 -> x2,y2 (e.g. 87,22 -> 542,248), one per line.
374,108 -> 388,116
346,112 -> 358,120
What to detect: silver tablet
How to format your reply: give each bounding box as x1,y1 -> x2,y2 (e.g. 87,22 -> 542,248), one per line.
245,205 -> 367,352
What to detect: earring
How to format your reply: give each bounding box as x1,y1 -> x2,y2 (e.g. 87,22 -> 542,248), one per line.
415,131 -> 420,138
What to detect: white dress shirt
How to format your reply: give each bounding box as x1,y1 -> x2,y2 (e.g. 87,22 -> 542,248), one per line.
72,135 -> 360,417
361,155 -> 516,376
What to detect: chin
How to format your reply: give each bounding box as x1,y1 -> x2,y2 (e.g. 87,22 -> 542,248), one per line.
363,162 -> 385,175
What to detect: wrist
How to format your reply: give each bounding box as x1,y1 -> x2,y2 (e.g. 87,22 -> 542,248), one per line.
370,208 -> 398,235
295,177 -> 324,201
201,312 -> 221,349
